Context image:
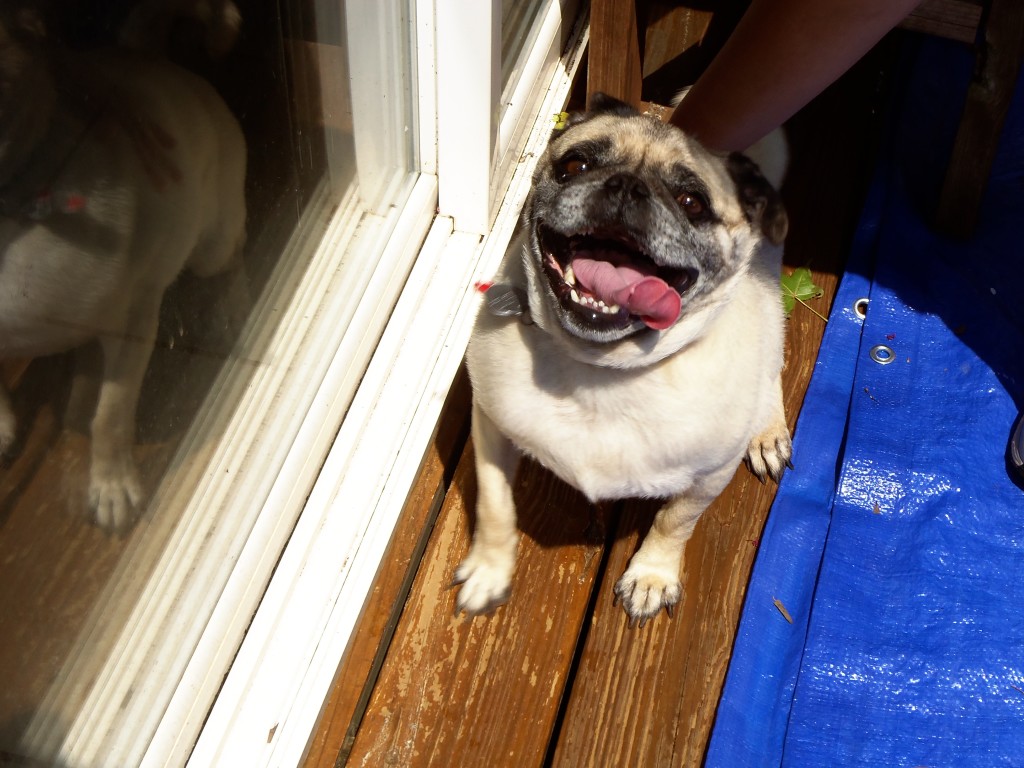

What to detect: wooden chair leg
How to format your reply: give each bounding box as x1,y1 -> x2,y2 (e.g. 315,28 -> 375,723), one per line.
936,0 -> 1024,237
587,0 -> 643,107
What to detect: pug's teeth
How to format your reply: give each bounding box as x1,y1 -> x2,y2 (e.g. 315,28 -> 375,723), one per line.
564,265 -> 576,286
566,288 -> 621,315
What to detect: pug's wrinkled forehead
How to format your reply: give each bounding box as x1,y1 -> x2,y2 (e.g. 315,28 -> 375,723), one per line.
542,100 -> 735,202
539,94 -> 788,247
559,111 -> 709,162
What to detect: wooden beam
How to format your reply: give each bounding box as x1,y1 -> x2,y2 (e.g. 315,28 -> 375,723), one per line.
900,0 -> 983,45
588,0 -> 643,106
936,0 -> 1024,237
641,2 -> 713,79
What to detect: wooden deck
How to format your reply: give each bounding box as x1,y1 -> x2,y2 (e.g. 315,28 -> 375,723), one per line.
303,42 -> 893,768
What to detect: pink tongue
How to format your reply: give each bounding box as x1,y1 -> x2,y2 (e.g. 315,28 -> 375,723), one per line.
571,257 -> 682,330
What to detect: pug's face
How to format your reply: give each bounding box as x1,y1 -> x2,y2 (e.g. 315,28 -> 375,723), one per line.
522,95 -> 786,365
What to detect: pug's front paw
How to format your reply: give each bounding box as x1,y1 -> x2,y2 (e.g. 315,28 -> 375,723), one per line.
452,544 -> 515,616
745,418 -> 793,483
613,560 -> 681,626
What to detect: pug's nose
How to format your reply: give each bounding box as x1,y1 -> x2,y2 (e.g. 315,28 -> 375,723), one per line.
604,173 -> 650,200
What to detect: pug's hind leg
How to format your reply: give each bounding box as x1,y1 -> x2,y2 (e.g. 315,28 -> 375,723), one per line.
745,374 -> 792,483
454,403 -> 521,615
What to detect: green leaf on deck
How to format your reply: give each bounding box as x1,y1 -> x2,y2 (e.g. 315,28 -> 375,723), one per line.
781,267 -> 825,320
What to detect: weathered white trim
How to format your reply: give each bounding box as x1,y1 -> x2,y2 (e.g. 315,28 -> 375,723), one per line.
435,0 -> 501,234
189,12 -> 588,768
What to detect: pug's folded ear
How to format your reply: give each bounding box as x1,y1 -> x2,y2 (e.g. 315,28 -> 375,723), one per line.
586,92 -> 641,118
727,152 -> 789,245
561,92 -> 641,131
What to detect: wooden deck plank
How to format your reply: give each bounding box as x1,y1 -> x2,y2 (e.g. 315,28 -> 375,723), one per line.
302,371 -> 472,768
546,41 -> 887,764
900,0 -> 983,45
343,445 -> 607,768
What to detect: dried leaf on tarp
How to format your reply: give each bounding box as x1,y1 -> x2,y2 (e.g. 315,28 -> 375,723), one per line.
773,597 -> 794,623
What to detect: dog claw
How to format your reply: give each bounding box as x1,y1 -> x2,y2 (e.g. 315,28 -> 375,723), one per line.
454,582 -> 510,618
455,599 -> 504,619
448,575 -> 466,590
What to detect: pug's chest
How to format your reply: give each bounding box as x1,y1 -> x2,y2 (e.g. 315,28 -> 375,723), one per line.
485,360 -> 744,502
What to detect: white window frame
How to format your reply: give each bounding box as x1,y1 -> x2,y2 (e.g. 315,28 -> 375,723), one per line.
19,2 -> 587,766
192,6 -> 586,765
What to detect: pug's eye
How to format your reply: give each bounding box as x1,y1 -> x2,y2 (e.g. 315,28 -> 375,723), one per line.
554,153 -> 590,182
677,191 -> 708,219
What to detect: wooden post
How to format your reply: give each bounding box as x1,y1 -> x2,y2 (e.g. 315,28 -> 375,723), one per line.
936,0 -> 1024,237
587,0 -> 643,107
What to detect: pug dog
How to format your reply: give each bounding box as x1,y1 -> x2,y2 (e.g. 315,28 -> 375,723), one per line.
0,3 -> 246,531
455,94 -> 791,624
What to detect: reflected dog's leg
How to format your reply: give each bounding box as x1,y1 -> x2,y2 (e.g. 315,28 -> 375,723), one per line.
88,293 -> 162,532
0,382 -> 15,455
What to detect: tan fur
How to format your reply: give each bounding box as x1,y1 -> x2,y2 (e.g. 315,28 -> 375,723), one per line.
456,101 -> 790,623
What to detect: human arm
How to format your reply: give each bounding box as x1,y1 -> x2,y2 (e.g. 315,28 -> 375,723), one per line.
669,0 -> 921,151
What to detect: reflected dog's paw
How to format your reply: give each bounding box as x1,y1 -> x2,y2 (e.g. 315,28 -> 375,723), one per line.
0,412 -> 15,457
89,458 -> 143,533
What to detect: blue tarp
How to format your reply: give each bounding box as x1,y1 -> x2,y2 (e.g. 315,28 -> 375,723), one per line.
707,36 -> 1024,767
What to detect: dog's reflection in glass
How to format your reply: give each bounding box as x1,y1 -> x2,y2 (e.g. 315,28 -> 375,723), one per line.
0,2 -> 246,531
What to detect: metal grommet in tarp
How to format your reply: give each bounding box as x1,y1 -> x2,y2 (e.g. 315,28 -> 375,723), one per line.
853,297 -> 869,319
868,344 -> 895,364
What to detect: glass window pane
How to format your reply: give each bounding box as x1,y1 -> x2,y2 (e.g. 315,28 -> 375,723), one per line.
0,0 -> 418,762
501,0 -> 547,87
